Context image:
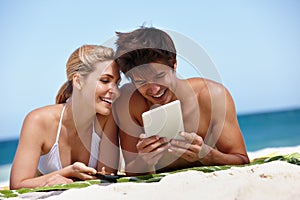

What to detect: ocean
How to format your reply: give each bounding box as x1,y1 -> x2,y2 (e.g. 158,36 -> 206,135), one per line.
0,108 -> 300,184
238,108 -> 300,151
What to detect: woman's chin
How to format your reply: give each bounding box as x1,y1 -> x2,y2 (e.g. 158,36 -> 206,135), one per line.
96,107 -> 111,116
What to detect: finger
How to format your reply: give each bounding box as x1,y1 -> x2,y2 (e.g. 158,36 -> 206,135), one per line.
64,177 -> 74,184
171,139 -> 202,154
168,148 -> 195,162
147,150 -> 165,166
139,133 -> 146,139
137,135 -> 160,150
140,142 -> 169,157
73,162 -> 86,170
99,166 -> 115,175
146,144 -> 169,165
168,145 -> 195,158
45,175 -> 73,186
170,139 -> 191,150
77,172 -> 98,180
101,166 -> 106,174
56,177 -> 73,185
82,166 -> 97,175
180,132 -> 202,145
171,141 -> 202,156
140,138 -> 168,153
73,162 -> 97,175
140,143 -> 170,163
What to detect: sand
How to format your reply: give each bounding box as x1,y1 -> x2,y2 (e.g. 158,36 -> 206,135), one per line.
6,145 -> 299,200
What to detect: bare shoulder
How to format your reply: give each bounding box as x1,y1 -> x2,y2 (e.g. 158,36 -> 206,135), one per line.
21,104 -> 62,138
24,105 -> 60,125
186,78 -> 234,118
187,77 -> 230,101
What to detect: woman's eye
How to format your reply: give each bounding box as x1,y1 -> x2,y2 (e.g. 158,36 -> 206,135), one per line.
100,79 -> 109,83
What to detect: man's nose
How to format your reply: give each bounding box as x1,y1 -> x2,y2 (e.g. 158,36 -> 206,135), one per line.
147,83 -> 161,93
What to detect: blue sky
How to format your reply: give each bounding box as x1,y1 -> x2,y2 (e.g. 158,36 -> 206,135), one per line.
0,0 -> 299,140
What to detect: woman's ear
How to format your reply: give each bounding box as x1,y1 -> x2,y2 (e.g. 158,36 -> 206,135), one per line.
73,73 -> 82,90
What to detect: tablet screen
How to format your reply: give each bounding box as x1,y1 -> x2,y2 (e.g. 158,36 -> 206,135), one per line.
142,100 -> 185,141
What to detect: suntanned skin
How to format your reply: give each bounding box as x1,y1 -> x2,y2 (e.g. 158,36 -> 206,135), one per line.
115,63 -> 249,176
10,62 -> 120,189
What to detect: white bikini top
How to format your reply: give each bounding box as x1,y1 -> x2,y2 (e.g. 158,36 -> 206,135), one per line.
38,104 -> 101,175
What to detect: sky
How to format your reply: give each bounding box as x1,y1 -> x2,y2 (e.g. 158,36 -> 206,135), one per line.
0,0 -> 299,140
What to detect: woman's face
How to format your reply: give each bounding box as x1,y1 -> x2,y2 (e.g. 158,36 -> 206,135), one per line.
78,60 -> 120,116
94,61 -> 120,115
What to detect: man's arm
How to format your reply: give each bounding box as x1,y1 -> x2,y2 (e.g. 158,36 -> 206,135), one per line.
204,82 -> 249,165
169,81 -> 249,165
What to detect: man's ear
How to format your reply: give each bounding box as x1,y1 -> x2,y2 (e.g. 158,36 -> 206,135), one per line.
73,73 -> 82,90
173,59 -> 178,71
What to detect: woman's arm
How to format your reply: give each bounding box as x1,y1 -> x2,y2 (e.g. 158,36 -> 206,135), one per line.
10,109 -> 97,189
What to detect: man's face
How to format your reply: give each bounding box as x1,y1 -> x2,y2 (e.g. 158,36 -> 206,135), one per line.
129,62 -> 176,105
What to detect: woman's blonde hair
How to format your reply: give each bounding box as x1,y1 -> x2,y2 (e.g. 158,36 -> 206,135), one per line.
56,45 -> 115,104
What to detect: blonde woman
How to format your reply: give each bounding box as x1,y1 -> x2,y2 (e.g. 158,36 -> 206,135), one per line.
10,45 -> 120,189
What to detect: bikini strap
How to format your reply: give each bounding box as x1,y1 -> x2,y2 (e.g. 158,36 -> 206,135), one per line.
92,117 -> 96,134
55,104 -> 67,144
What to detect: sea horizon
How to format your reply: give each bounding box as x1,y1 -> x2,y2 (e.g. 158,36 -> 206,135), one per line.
1,107 -> 300,160
1,107 -> 299,185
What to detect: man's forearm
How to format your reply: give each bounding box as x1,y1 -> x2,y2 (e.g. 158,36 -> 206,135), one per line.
199,145 -> 249,166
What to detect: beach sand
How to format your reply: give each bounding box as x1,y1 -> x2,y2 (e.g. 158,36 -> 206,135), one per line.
5,145 -> 299,200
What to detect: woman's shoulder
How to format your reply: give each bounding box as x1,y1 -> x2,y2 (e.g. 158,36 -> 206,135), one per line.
18,104 -> 64,148
23,104 -> 63,130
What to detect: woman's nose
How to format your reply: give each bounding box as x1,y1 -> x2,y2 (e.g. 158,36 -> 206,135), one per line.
111,84 -> 120,99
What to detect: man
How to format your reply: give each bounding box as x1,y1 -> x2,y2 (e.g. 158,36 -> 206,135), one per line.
114,26 -> 249,176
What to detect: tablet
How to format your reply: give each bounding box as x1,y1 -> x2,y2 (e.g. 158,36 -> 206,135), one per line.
142,100 -> 185,141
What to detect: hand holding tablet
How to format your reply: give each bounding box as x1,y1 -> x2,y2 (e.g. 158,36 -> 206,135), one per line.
142,100 -> 185,141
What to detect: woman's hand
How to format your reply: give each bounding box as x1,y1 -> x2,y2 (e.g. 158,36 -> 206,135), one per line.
136,134 -> 170,167
168,132 -> 211,162
43,174 -> 73,187
66,162 -> 98,180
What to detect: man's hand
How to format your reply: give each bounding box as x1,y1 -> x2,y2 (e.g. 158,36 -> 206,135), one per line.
168,132 -> 212,162
136,134 -> 170,166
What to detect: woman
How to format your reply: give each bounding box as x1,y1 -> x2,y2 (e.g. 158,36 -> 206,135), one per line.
10,45 -> 121,189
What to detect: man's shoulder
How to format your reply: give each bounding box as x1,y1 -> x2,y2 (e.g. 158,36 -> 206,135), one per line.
186,77 -> 224,90
186,77 -> 229,100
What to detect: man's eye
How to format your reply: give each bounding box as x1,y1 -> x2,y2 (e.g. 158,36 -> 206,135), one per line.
156,72 -> 166,79
134,80 -> 146,86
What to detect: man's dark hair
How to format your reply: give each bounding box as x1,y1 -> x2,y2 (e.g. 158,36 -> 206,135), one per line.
115,26 -> 177,75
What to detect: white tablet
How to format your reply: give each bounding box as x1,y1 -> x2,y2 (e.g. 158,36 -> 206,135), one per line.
142,100 -> 185,141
